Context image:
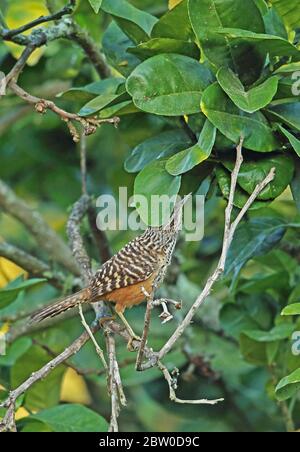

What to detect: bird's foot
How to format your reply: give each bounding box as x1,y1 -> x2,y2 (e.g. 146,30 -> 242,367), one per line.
152,298 -> 182,324
98,315 -> 116,327
127,333 -> 142,352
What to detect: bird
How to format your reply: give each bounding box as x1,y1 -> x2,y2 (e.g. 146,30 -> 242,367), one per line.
30,196 -> 189,342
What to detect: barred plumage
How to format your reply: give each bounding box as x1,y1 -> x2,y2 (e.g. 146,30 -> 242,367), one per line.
30,197 -> 188,323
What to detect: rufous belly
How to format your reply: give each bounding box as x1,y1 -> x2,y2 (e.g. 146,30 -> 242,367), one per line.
101,274 -> 156,314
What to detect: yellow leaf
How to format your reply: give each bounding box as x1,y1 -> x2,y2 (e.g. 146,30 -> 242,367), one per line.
0,257 -> 27,288
5,0 -> 49,66
0,323 -> 10,335
60,368 -> 92,405
169,0 -> 183,9
15,407 -> 30,421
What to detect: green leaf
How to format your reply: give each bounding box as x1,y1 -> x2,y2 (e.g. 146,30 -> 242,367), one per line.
225,217 -> 287,280
278,125 -> 300,157
215,28 -> 300,60
57,78 -> 125,102
220,304 -> 260,340
102,22 -> 140,76
275,62 -> 300,74
78,89 -> 129,117
125,130 -> 192,173
134,160 -> 181,226
0,278 -> 46,310
0,338 -> 32,367
99,100 -> 137,118
281,303 -> 300,316
216,165 -> 270,210
88,0 -> 102,13
240,334 -> 268,365
217,68 -> 279,113
127,54 -> 213,116
28,404 -> 108,432
151,0 -> 193,40
267,103 -> 300,132
188,0 -> 265,84
222,154 -> 295,200
128,38 -> 200,60
166,120 -> 216,175
201,83 -> 279,152
101,0 -> 157,44
269,0 -> 300,30
275,368 -> 300,401
262,4 -> 288,39
243,324 -> 295,342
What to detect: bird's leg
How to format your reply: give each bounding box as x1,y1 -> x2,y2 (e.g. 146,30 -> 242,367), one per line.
152,298 -> 182,324
116,310 -> 141,351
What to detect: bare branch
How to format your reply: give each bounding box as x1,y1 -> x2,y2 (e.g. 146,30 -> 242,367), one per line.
158,140 -> 276,361
0,241 -> 64,289
0,322 -> 101,432
136,290 -> 154,371
9,83 -> 119,142
0,2 -> 76,40
158,361 -> 224,406
0,179 -> 80,276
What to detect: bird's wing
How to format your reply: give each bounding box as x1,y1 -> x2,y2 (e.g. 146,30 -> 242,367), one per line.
90,239 -> 157,299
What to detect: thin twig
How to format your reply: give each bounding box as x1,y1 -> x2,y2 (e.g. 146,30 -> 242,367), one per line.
136,289 -> 154,371
78,304 -> 107,370
0,179 -> 80,276
0,323 -> 101,432
9,83 -> 119,142
158,361 -> 224,406
0,2 -> 76,40
157,139 -> 276,361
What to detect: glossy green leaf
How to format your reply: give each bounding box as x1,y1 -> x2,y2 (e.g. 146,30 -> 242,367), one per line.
88,0 -> 102,13
101,0 -> 157,44
78,90 -> 129,117
225,217 -> 287,280
57,78 -> 124,102
125,129 -> 192,173
28,404 -> 108,432
275,368 -> 300,401
201,83 -> 279,152
127,54 -> 213,116
134,160 -> 181,226
99,100 -> 137,118
242,324 -> 295,342
0,278 -> 45,310
267,103 -> 300,132
166,120 -> 216,175
278,125 -> 300,157
275,62 -> 300,74
216,28 -> 300,60
151,0 -> 193,40
102,22 -> 141,76
128,38 -> 200,60
0,338 -> 32,367
222,154 -> 295,200
262,5 -> 288,39
269,0 -> 300,30
216,166 -> 270,210
220,304 -> 260,340
217,68 -> 279,113
240,334 -> 268,365
281,303 -> 300,316
188,0 -> 265,84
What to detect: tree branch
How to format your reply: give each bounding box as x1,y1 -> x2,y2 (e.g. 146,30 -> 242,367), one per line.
0,322 -> 101,432
0,179 -> 80,276
157,139 -> 276,361
0,1 -> 76,40
0,241 -> 64,289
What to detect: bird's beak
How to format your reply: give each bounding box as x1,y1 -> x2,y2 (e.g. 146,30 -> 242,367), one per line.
162,194 -> 192,231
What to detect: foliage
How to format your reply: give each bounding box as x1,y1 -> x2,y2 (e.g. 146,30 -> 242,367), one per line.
0,0 -> 300,433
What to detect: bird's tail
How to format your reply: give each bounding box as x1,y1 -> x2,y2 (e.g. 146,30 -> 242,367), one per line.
30,288 -> 91,323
